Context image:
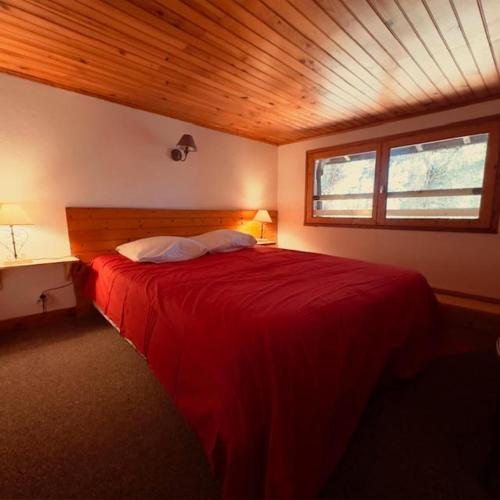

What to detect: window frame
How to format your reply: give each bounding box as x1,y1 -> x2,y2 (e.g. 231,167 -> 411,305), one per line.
304,116 -> 500,233
305,141 -> 382,226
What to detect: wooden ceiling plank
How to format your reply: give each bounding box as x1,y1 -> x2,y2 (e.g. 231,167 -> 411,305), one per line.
0,31 -> 317,137
113,0 -> 370,124
224,0 -> 409,114
74,0 -> 356,127
421,0 -> 489,99
480,0 -> 500,85
312,0 -> 433,105
421,0 -> 488,98
22,0 -> 363,130
395,0 -> 472,98
153,0 -> 387,118
0,38 -> 303,141
367,0 -> 460,100
450,0 -> 499,94
0,25 -> 263,130
287,0 -> 425,111
1,27 -> 354,143
0,44 -> 337,145
0,59 -> 285,143
99,0 -> 372,125
1,0 -> 499,143
18,1 -> 353,129
16,0 -> 316,131
6,0 -> 348,133
341,0 -> 445,103
0,60 -> 297,144
263,0 -> 425,113
195,0 -> 396,118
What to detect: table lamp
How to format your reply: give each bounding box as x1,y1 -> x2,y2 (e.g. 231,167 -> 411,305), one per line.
0,203 -> 33,261
253,209 -> 272,240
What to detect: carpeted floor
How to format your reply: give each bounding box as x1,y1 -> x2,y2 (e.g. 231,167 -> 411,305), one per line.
0,316 -> 498,499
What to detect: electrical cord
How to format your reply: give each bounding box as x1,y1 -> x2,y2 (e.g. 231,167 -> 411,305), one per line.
38,282 -> 74,313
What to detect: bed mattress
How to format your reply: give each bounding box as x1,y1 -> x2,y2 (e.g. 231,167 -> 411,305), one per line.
85,246 -> 439,499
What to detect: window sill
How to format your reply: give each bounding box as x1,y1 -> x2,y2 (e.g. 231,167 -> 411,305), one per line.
303,220 -> 498,233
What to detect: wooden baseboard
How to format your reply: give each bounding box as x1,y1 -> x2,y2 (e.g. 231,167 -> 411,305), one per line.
435,289 -> 500,337
433,287 -> 500,305
0,307 -> 77,333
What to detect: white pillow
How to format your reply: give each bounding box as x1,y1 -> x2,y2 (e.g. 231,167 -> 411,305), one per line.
116,236 -> 207,263
192,229 -> 256,253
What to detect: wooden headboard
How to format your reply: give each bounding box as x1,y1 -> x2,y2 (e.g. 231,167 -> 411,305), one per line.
66,207 -> 278,263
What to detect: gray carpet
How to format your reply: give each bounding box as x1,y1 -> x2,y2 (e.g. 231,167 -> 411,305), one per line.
0,316 -> 217,499
0,316 -> 498,499
323,350 -> 500,500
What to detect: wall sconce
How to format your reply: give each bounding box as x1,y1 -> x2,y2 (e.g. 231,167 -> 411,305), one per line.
171,134 -> 197,161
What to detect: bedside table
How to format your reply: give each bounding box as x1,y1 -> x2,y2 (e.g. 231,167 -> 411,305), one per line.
256,239 -> 276,246
0,256 -> 79,290
0,256 -> 80,331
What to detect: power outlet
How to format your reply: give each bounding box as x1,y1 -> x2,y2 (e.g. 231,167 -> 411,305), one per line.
37,292 -> 49,312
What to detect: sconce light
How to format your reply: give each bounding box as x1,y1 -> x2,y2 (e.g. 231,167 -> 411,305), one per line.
171,134 -> 197,161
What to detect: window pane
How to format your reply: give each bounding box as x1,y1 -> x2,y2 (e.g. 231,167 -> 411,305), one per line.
387,195 -> 481,219
313,151 -> 376,218
314,198 -> 373,218
386,133 -> 488,220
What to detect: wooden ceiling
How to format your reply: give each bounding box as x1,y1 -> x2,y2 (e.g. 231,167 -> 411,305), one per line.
1,0 -> 500,144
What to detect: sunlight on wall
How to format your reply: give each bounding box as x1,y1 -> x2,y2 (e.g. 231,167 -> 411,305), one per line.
0,73 -> 277,267
240,174 -> 269,210
278,98 -> 500,298
0,73 -> 277,319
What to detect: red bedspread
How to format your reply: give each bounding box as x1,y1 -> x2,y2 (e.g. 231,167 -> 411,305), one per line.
85,247 -> 438,499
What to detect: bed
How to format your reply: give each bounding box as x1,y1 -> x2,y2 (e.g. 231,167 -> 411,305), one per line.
67,207 -> 439,499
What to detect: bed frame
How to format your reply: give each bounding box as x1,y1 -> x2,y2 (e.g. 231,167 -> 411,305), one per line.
66,207 -> 278,263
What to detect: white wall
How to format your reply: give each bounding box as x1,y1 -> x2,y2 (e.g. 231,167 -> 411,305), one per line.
0,73 -> 277,320
2,71 -> 500,320
0,263 -> 75,320
278,99 -> 500,299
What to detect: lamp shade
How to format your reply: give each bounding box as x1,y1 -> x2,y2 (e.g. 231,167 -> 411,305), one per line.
0,203 -> 33,225
253,209 -> 272,223
176,134 -> 197,152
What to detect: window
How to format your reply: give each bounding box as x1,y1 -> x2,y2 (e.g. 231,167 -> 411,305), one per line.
385,134 -> 487,220
313,149 -> 377,219
305,118 -> 500,232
